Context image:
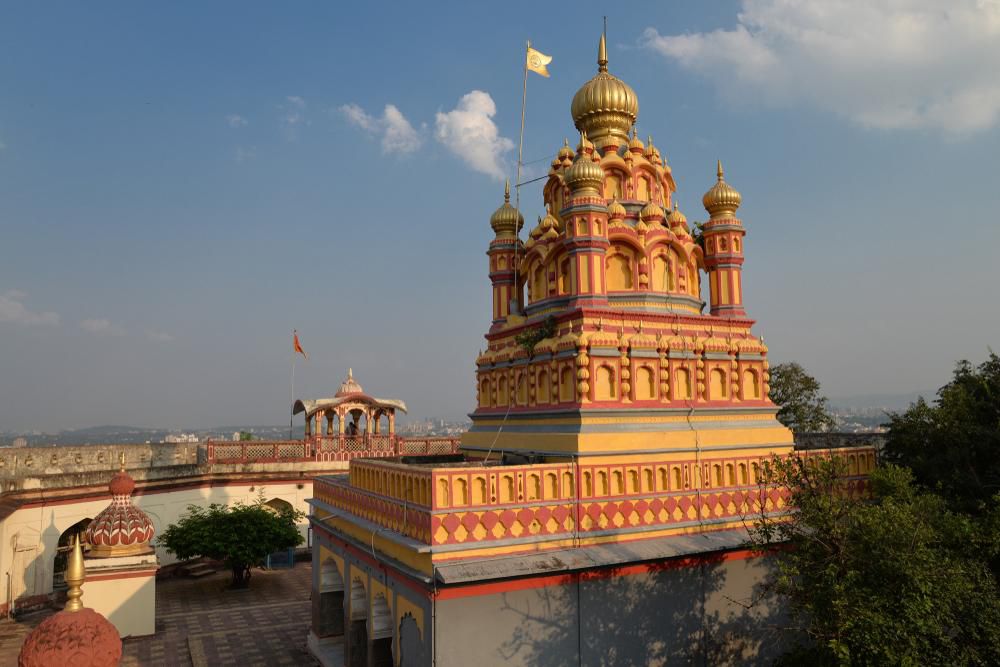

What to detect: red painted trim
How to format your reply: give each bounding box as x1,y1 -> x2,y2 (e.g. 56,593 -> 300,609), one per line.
433,547 -> 761,600
10,475 -> 318,511
86,568 -> 159,582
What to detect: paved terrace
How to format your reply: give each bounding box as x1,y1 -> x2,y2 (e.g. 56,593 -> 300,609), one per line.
0,563 -> 322,666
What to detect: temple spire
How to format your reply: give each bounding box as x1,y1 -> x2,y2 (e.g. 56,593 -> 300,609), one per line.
64,534 -> 85,612
504,179 -> 510,202
598,32 -> 608,72
717,159 -> 724,181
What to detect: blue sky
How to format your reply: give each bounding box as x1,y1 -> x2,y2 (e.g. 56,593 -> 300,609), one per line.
1,1 -> 998,431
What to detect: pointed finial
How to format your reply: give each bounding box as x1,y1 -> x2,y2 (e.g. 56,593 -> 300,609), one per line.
504,179 -> 511,202
647,135 -> 653,147
348,367 -> 353,379
717,160 -> 724,181
64,534 -> 85,612
563,137 -> 569,148
598,33 -> 608,72
119,451 -> 125,472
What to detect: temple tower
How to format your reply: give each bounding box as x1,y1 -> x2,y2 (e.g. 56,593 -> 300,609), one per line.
487,180 -> 524,329
701,160 -> 747,317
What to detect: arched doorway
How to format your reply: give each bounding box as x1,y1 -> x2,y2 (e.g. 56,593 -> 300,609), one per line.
53,518 -> 91,592
315,558 -> 345,638
264,498 -> 294,514
399,613 -> 426,667
346,409 -> 368,436
348,578 -> 368,667
370,593 -> 393,666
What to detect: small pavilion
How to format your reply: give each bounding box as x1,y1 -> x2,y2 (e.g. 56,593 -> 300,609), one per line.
293,369 -> 407,438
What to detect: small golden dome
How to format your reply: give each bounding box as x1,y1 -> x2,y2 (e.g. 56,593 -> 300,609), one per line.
540,204 -> 560,231
565,135 -> 605,194
607,198 -> 627,219
571,33 -> 639,152
628,128 -> 644,154
668,202 -> 688,227
530,216 -> 545,240
639,201 -> 664,221
557,138 -> 574,161
490,179 -> 525,236
702,160 -> 742,219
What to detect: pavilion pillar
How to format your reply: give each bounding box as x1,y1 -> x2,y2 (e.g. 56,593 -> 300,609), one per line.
338,409 -> 346,435
326,413 -> 334,436
373,412 -> 381,435
305,414 -> 312,438
388,412 -> 395,434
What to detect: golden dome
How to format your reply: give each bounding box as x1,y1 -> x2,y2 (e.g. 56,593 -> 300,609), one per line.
668,203 -> 688,227
607,198 -> 627,220
702,160 -> 742,219
628,128 -> 644,154
557,138 -> 574,161
490,179 -> 525,237
540,204 -> 560,231
564,135 -> 605,194
571,34 -> 638,152
640,201 -> 665,222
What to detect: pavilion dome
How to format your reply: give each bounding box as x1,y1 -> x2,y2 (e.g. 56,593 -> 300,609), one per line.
85,457 -> 155,557
570,34 -> 638,151
336,368 -> 365,397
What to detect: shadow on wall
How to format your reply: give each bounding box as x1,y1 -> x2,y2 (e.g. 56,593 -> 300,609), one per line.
497,554 -> 789,667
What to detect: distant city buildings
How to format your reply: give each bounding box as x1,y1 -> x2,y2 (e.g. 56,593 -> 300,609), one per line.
12,437 -> 27,448
163,433 -> 199,444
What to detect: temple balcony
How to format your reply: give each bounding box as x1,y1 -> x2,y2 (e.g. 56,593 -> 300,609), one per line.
310,446 -> 877,562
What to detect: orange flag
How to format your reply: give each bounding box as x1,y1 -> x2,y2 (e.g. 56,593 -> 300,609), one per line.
293,330 -> 307,359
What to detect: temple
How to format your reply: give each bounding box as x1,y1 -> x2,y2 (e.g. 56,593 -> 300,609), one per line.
307,34 -> 876,666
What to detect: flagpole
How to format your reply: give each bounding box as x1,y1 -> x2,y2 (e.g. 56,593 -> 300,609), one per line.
512,40 -> 530,315
289,337 -> 296,440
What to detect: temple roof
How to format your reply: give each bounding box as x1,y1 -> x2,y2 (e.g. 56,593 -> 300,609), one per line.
293,369 -> 407,417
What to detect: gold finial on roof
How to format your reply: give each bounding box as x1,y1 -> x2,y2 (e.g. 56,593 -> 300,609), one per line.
571,26 -> 638,151
702,159 -> 742,219
118,451 -> 125,472
504,179 -> 510,202
64,534 -> 85,612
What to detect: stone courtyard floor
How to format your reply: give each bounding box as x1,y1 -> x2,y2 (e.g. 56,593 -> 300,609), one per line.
0,563 -> 318,666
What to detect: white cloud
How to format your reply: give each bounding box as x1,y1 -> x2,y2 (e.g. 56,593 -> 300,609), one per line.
80,318 -> 127,336
235,146 -> 257,163
0,290 -> 59,326
434,91 -> 513,180
339,103 -> 423,154
642,0 -> 1000,133
145,329 -> 174,343
280,96 -> 309,139
226,114 -> 248,128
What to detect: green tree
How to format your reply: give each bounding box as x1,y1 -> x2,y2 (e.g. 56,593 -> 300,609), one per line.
884,353 -> 1000,514
238,431 -> 254,441
158,497 -> 304,588
769,362 -> 836,432
748,456 -> 1000,666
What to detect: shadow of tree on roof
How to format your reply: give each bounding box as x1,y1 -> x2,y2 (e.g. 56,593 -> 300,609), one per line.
497,553 -> 791,666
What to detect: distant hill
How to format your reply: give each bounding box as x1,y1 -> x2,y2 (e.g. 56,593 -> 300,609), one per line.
828,391 -> 933,412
